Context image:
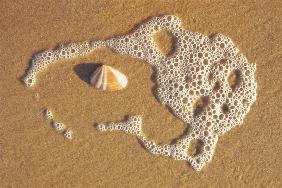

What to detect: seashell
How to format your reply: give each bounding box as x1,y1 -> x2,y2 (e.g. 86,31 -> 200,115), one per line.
90,65 -> 128,91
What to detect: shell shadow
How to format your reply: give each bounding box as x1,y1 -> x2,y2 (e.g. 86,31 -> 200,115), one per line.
73,63 -> 102,85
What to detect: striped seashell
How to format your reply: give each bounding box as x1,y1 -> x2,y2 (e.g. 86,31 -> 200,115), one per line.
90,65 -> 128,91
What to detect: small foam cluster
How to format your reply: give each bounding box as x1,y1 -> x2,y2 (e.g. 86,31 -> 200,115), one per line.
44,109 -> 53,120
63,129 -> 73,140
43,108 -> 73,140
52,122 -> 66,131
24,15 -> 257,170
97,116 -> 142,136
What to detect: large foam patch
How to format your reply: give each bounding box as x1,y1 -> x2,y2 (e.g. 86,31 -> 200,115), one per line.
22,15 -> 257,171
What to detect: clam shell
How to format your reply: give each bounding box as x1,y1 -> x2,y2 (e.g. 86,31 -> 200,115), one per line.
90,65 -> 128,91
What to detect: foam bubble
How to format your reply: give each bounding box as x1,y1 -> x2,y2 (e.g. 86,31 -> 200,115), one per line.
52,121 -> 66,131
23,15 -> 257,170
63,129 -> 73,140
43,109 -> 53,120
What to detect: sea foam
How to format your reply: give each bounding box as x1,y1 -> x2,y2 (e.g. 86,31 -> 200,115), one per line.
23,15 -> 257,170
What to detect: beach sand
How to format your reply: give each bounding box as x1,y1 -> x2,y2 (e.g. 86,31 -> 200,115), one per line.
0,0 -> 281,187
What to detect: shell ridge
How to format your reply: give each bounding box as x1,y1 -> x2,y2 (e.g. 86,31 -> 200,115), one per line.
110,67 -> 128,88
90,65 -> 128,91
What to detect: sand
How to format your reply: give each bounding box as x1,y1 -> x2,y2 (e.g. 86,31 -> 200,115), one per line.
0,0 -> 281,187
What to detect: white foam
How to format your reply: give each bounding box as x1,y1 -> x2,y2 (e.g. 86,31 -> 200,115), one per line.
97,116 -> 218,171
23,42 -> 93,87
52,121 -> 66,131
63,129 -> 73,140
43,109 -> 53,120
23,15 -> 257,170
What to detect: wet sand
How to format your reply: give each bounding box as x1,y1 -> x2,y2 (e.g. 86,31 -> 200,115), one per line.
0,0 -> 281,187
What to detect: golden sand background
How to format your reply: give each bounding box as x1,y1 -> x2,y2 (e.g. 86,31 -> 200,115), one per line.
0,0 -> 281,187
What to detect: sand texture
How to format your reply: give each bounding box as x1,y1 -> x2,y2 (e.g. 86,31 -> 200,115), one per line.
0,0 -> 281,187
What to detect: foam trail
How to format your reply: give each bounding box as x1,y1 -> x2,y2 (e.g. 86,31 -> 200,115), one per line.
97,116 -> 218,171
23,42 -> 94,86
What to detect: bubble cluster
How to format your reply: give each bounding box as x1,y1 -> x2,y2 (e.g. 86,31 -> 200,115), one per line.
43,109 -> 73,140
52,122 -> 66,131
43,109 -> 53,120
97,116 -> 142,136
24,15 -> 257,170
63,129 -> 73,140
